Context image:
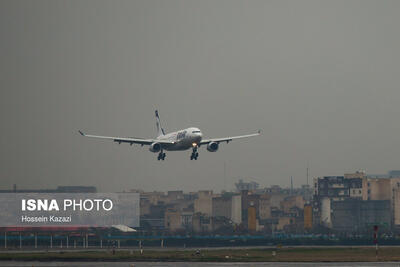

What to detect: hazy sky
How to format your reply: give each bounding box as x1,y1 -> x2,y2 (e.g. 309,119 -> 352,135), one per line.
1,0 -> 400,192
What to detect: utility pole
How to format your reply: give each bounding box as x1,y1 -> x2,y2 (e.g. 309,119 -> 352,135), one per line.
223,161 -> 226,192
290,176 -> 293,195
306,161 -> 311,203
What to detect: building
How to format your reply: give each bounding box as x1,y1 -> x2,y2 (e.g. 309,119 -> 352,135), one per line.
331,199 -> 391,232
392,188 -> 400,229
211,194 -> 242,225
247,206 -> 257,231
231,195 -> 242,225
269,193 -> 289,209
281,195 -> 305,214
313,171 -> 400,231
192,213 -> 212,233
212,196 -> 232,219
276,217 -> 292,231
313,175 -> 363,228
164,210 -> 182,232
181,211 -> 194,231
367,170 -> 400,179
235,179 -> 259,192
241,191 -> 260,229
362,177 -> 400,201
314,176 -> 363,200
165,191 -> 184,202
259,194 -> 271,220
194,193 -> 213,216
304,205 -> 312,230
344,170 -> 366,179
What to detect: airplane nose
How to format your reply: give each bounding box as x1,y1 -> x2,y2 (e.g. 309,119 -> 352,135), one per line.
194,132 -> 202,141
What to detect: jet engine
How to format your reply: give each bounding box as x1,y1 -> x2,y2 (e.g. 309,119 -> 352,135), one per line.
149,142 -> 161,152
207,142 -> 219,152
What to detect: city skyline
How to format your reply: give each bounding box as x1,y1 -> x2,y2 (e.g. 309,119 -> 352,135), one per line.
4,169 -> 399,194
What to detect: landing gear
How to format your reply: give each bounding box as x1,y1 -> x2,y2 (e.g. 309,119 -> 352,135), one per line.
157,151 -> 166,160
190,152 -> 199,160
190,147 -> 199,160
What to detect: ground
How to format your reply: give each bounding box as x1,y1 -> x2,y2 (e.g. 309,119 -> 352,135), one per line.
0,247 -> 398,262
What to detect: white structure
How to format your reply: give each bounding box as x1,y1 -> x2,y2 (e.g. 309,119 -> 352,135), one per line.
321,197 -> 331,227
231,195 -> 242,225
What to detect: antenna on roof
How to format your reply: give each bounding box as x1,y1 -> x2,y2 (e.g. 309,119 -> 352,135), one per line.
291,176 -> 293,195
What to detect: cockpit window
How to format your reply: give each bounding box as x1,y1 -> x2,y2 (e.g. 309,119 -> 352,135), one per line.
192,131 -> 201,133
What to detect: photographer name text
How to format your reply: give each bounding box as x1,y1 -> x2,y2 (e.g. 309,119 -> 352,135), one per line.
21,215 -> 72,223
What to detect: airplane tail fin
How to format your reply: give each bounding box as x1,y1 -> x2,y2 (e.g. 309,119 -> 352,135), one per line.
155,110 -> 166,137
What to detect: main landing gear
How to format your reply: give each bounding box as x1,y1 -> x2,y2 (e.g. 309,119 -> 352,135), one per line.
190,146 -> 199,160
157,151 -> 166,160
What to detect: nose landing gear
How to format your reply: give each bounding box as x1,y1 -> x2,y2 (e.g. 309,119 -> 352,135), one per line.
190,152 -> 199,160
190,146 -> 199,160
157,151 -> 166,160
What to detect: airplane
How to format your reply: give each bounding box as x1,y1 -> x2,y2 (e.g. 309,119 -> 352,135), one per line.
79,110 -> 261,160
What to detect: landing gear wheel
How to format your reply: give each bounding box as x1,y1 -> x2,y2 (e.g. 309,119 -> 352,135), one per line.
190,145 -> 199,160
190,151 -> 199,160
158,151 -> 166,161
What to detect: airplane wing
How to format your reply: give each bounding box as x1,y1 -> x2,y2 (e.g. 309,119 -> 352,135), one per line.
199,130 -> 261,145
78,131 -> 175,145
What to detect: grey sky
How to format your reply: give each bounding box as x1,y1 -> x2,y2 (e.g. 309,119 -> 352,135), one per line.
1,0 -> 400,192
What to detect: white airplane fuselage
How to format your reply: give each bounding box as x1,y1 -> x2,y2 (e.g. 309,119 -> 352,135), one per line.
157,127 -> 203,151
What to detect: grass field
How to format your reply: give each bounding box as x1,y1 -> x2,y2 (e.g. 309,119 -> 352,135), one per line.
0,247 -> 399,262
